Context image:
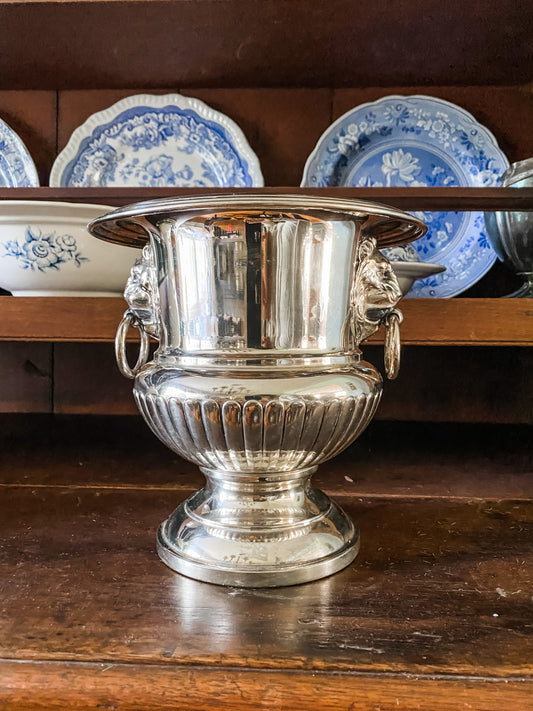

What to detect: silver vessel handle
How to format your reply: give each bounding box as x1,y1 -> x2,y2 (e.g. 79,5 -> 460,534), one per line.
123,244 -> 161,340
115,311 -> 151,379
116,244 -> 160,379
383,308 -> 402,380
350,238 -> 404,379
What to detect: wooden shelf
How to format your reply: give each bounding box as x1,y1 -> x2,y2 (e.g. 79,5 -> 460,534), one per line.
1,186 -> 533,211
1,297 -> 531,346
1,416 -> 531,710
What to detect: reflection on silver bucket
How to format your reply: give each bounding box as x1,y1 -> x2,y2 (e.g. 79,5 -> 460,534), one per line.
89,195 -> 426,587
484,159 -> 533,298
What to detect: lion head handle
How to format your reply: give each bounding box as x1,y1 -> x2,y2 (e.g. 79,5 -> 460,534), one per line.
123,244 -> 160,340
349,238 -> 403,379
115,244 -> 160,379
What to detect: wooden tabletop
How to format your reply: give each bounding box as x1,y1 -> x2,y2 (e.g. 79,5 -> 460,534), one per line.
1,415 -> 532,709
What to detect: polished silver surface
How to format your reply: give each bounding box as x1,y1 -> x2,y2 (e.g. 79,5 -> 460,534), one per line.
134,357 -> 382,472
157,467 -> 360,588
484,159 -> 533,298
88,193 -> 427,249
139,354 -> 379,587
155,215 -> 359,354
91,195 -> 426,586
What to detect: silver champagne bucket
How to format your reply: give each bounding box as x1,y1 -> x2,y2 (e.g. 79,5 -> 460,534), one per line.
89,195 -> 426,587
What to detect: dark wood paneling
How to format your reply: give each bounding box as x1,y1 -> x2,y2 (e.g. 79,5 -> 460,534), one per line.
1,3 -> 530,706
0,413 -> 199,489
370,346 -> 533,424
1,322 -> 531,423
1,1 -> 532,89
53,85 -> 533,187
1,415 -> 531,499
53,342 -> 138,415
0,342 -> 52,412
2,341 -> 529,423
1,485 -> 532,677
0,90 -> 57,184
183,88 -> 333,186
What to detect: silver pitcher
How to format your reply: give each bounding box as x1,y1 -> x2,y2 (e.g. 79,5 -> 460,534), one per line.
89,195 -> 426,587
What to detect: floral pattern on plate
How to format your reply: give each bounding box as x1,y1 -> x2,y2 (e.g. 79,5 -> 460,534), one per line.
3,227 -> 89,272
0,117 -> 39,187
50,94 -> 263,188
302,95 -> 509,297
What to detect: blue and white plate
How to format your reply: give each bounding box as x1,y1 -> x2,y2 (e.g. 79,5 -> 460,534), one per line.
50,94 -> 263,188
302,95 -> 509,297
0,117 -> 39,187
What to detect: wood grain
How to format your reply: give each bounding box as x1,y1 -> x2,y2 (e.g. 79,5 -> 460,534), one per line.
2,2 -> 531,707
2,660 -> 532,711
1,416 -> 531,708
0,298 -> 531,345
1,486 -> 532,677
0,297 -> 127,342
366,300 -> 533,346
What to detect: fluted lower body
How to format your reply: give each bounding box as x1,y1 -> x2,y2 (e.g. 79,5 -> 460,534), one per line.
134,355 -> 381,586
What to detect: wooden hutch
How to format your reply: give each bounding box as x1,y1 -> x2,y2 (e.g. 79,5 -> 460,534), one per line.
0,1 -> 532,708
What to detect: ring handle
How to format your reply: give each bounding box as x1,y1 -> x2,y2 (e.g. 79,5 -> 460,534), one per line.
384,308 -> 402,380
115,311 -> 151,379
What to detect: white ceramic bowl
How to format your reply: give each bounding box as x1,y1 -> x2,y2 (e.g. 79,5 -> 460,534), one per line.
392,261 -> 446,296
0,201 -> 138,296
382,244 -> 445,296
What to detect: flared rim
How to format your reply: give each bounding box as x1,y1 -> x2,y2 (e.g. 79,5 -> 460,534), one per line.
88,193 -> 427,249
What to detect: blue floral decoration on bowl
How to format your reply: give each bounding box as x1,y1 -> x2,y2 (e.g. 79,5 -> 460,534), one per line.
3,227 -> 89,272
50,94 -> 263,188
302,95 -> 509,297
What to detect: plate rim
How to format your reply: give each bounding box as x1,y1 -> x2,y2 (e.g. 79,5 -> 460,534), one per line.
49,92 -> 264,188
301,93 -> 509,297
0,116 -> 39,188
301,93 -> 508,185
